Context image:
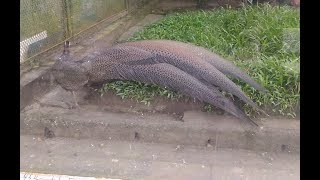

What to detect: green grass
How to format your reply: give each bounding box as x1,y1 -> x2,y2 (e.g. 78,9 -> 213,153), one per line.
98,81 -> 183,106
100,4 -> 300,117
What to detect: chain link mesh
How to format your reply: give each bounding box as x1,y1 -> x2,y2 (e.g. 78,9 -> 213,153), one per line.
20,0 -> 127,63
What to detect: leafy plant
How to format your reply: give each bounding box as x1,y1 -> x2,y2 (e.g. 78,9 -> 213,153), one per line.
101,4 -> 300,117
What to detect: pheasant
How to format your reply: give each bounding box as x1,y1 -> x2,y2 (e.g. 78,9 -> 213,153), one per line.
51,40 -> 268,126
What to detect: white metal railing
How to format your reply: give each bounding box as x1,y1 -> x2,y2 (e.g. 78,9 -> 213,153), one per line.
20,172 -> 122,180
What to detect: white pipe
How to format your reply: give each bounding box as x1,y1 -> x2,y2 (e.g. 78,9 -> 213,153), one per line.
20,172 -> 122,180
20,31 -> 47,63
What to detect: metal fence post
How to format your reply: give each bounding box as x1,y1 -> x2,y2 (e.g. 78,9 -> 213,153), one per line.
61,0 -> 72,41
125,0 -> 129,10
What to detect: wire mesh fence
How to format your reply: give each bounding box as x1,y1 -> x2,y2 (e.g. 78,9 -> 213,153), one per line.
20,0 -> 128,63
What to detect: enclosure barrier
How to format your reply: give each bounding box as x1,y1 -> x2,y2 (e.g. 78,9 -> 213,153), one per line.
20,0 -> 152,63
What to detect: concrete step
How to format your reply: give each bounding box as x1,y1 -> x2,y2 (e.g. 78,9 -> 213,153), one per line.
21,95 -> 300,153
117,14 -> 164,42
20,135 -> 300,180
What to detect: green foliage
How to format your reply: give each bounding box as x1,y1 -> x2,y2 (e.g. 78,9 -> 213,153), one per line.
99,81 -> 183,106
101,4 -> 300,117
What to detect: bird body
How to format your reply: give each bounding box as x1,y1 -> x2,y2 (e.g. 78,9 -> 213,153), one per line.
129,40 -> 267,92
51,40 -> 267,126
51,59 -> 89,91
119,41 -> 266,114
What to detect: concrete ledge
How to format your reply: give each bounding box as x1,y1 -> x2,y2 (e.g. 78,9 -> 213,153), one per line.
20,135 -> 299,179
20,68 -> 57,111
21,103 -> 299,153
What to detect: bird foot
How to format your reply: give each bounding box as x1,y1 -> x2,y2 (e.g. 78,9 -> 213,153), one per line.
70,91 -> 84,110
65,102 -> 84,110
75,103 -> 84,110
69,103 -> 84,110
171,112 -> 184,122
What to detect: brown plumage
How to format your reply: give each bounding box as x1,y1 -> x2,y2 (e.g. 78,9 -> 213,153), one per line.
51,53 -> 89,108
130,39 -> 267,92
51,40 -> 267,126
119,41 -> 267,115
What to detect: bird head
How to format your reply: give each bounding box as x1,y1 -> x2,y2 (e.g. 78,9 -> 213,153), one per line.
50,41 -> 89,91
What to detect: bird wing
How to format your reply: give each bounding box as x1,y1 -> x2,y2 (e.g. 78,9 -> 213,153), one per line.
118,41 -> 266,115
125,40 -> 267,92
113,62 -> 257,126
